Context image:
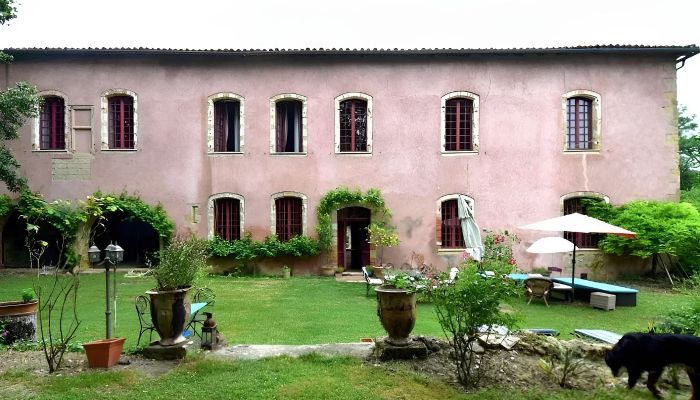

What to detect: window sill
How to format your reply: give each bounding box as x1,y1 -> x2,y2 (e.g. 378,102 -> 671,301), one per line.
270,152 -> 307,156
208,152 -> 244,156
563,149 -> 600,155
437,248 -> 466,254
100,148 -> 138,152
335,151 -> 372,156
32,149 -> 70,153
441,151 -> 478,156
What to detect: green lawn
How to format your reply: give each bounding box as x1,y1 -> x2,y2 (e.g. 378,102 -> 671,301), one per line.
0,354 -> 659,400
0,273 -> 692,348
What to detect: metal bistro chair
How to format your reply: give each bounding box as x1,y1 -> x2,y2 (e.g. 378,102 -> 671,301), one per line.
187,287 -> 216,338
135,295 -> 155,346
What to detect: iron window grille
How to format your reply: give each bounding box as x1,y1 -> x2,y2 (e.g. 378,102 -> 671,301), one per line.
214,100 -> 240,152
108,96 -> 135,149
444,98 -> 473,151
39,96 -> 65,150
276,197 -> 302,241
566,97 -> 593,150
339,99 -> 368,152
441,199 -> 465,248
563,197 -> 601,248
275,100 -> 303,152
214,198 -> 241,241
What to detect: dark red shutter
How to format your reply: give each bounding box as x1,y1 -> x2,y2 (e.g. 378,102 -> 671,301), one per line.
39,96 -> 65,150
214,198 -> 240,241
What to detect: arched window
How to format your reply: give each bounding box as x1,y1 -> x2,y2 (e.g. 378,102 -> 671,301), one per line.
271,192 -> 307,241
436,194 -> 475,249
208,93 -> 244,153
208,193 -> 245,241
335,93 -> 373,154
39,96 -> 66,150
101,89 -> 138,150
270,94 -> 307,154
441,92 -> 479,153
562,90 -> 601,152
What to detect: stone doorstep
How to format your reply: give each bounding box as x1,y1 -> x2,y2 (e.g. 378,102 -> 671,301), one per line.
213,343 -> 375,360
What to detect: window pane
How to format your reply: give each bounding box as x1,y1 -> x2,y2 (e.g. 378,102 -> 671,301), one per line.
276,100 -> 302,152
339,99 -> 367,152
441,199 -> 465,248
214,198 -> 241,241
108,96 -> 134,149
445,98 -> 473,151
40,96 -> 65,150
276,197 -> 302,241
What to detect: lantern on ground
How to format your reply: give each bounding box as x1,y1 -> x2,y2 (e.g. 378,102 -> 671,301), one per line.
201,312 -> 217,350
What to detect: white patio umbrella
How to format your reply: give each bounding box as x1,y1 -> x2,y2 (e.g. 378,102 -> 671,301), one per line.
520,213 -> 636,291
526,236 -> 578,254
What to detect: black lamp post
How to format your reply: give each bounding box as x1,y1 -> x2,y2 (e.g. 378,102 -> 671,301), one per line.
88,242 -> 124,339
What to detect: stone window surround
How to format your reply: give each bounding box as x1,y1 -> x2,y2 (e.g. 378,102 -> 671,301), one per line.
207,193 -> 245,240
562,89 -> 602,153
436,193 -> 475,251
269,93 -> 308,155
207,92 -> 245,154
334,92 -> 373,155
100,88 -> 138,151
440,91 -> 480,155
32,90 -> 72,152
270,191 -> 308,237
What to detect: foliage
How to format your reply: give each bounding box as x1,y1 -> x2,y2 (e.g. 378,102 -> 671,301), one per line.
0,194 -> 11,217
0,0 -> 16,24
538,344 -> 585,388
21,287 -> 35,302
382,269 -> 428,293
316,187 -> 392,250
152,236 -> 208,291
88,192 -> 175,241
659,294 -> 700,335
0,81 -> 42,192
207,233 -> 321,260
477,229 -> 520,273
366,222 -> 399,266
678,105 -> 700,190
432,266 -> 519,387
33,271 -> 81,373
584,199 -> 700,272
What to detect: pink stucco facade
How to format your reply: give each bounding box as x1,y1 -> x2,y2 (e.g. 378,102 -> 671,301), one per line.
1,47 -> 693,274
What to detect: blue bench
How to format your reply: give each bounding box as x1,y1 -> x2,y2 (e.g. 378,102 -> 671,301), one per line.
551,277 -> 637,307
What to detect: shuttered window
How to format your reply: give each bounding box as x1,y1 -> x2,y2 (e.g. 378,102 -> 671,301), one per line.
108,96 -> 134,149
39,96 -> 65,150
444,98 -> 473,151
441,199 -> 465,248
275,197 -> 302,241
214,198 -> 241,241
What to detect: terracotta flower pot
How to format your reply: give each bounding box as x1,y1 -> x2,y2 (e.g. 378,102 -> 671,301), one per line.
0,300 -> 38,317
83,337 -> 126,368
375,286 -> 416,346
146,288 -> 191,346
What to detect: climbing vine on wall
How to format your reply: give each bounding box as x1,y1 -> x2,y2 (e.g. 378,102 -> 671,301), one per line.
0,195 -> 12,218
208,233 -> 320,259
88,192 -> 175,241
316,187 -> 392,250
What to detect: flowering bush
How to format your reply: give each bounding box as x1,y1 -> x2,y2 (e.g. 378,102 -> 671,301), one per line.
382,269 -> 433,293
464,229 -> 520,274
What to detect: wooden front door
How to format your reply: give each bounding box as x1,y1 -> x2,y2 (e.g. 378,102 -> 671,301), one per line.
337,207 -> 371,270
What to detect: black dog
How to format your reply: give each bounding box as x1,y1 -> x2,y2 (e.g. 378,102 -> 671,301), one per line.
605,333 -> 700,399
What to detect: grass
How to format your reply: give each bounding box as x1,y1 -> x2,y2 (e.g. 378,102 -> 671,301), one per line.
0,273 -> 693,348
0,354 -> 661,400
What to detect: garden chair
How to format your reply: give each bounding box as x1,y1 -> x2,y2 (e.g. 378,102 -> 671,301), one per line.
135,295 -> 155,345
186,287 -> 216,338
362,266 -> 383,296
524,277 -> 554,307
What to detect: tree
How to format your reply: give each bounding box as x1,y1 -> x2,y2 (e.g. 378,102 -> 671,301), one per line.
678,105 -> 700,190
0,0 -> 42,192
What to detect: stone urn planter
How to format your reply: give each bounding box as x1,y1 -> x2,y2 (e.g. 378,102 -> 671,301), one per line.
375,286 -> 416,346
83,337 -> 126,368
146,288 -> 191,346
320,265 -> 335,277
0,300 -> 38,343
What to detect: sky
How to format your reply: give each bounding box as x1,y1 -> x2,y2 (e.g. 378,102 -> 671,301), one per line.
1,0 -> 699,121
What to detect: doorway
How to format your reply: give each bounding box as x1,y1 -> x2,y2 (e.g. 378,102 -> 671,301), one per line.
91,212 -> 159,266
337,207 -> 370,270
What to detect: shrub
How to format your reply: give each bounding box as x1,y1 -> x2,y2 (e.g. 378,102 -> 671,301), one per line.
152,236 -> 207,291
432,266 -> 519,388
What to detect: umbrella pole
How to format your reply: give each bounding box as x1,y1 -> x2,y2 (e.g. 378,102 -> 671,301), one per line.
571,245 -> 576,301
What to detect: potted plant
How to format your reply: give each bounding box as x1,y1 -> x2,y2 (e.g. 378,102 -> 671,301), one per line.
0,288 -> 39,344
147,236 -> 207,346
374,270 -> 422,346
320,265 -> 335,276
335,266 -> 345,276
366,223 -> 399,279
282,265 -> 291,279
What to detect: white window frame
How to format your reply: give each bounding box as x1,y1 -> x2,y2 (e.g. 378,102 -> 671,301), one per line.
562,89 -> 602,153
207,92 -> 245,154
32,90 -> 71,152
334,92 -> 373,155
100,89 -> 138,151
440,91 -> 480,155
207,193 -> 245,240
270,191 -> 308,237
269,94 -> 307,155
